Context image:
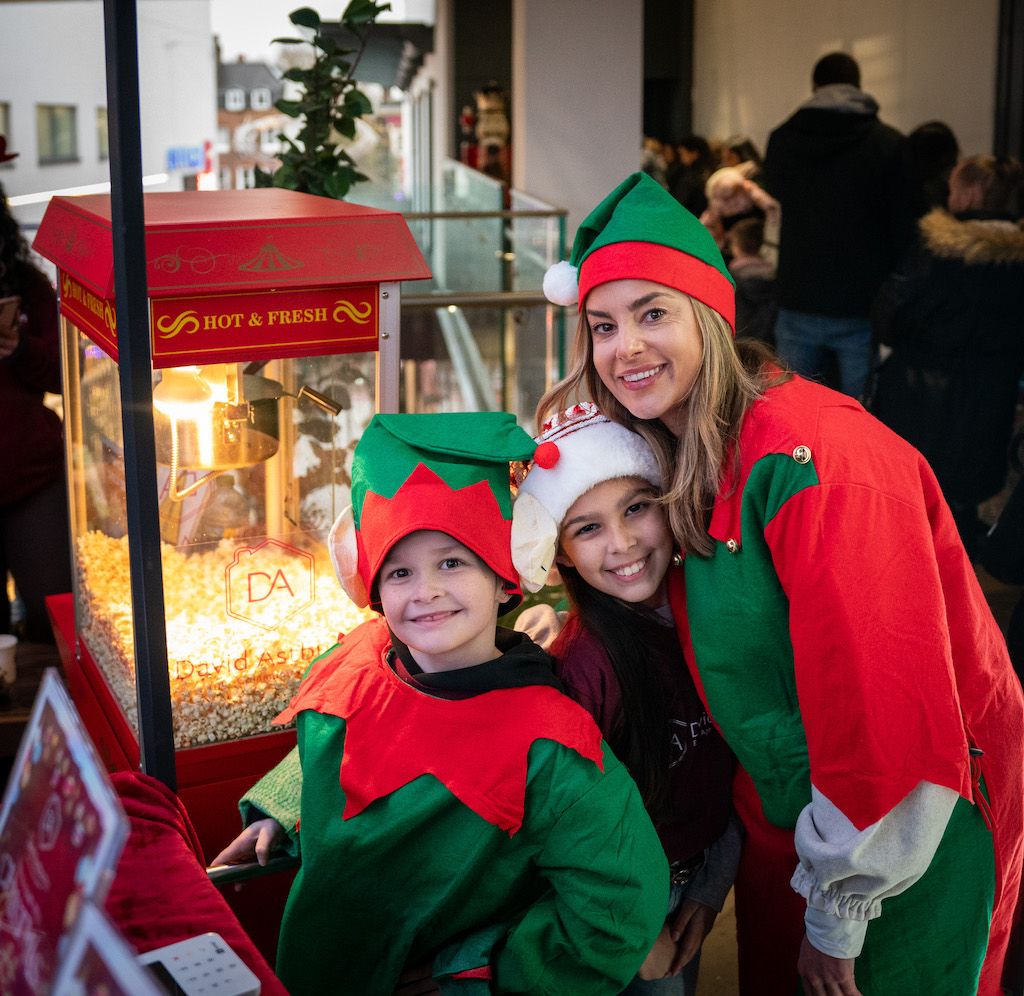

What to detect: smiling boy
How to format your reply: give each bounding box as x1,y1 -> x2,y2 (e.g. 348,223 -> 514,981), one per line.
378,530 -> 509,670
213,412 -> 667,995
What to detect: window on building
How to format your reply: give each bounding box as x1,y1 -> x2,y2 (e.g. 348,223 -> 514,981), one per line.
96,106 -> 108,161
250,88 -> 272,110
37,104 -> 78,164
0,103 -> 11,166
224,88 -> 245,112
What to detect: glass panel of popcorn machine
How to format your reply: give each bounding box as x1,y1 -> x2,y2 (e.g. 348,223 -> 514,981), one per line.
69,335 -> 378,749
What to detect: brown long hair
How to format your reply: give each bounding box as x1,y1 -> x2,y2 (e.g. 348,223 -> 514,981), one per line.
537,298 -> 785,556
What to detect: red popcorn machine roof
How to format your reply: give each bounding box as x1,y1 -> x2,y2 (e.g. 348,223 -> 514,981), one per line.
33,188 -> 431,299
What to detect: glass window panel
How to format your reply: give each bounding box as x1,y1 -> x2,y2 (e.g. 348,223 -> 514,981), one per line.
96,107 -> 108,161
37,104 -> 78,163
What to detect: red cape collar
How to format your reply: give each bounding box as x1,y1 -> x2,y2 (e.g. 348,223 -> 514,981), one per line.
275,619 -> 603,835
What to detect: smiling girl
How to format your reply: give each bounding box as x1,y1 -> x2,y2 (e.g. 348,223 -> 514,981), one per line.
513,403 -> 739,995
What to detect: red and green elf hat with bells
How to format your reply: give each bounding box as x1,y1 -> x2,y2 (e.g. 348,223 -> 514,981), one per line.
542,171 -> 736,331
328,412 -> 536,612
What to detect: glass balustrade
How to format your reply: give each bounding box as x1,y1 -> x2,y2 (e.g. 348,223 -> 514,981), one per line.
350,159 -> 569,427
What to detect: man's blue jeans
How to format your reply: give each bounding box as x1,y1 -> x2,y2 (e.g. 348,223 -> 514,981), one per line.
773,308 -> 873,399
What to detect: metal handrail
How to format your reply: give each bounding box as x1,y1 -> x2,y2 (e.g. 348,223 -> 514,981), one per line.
207,853 -> 300,887
403,208 -> 567,221
402,290 -> 556,309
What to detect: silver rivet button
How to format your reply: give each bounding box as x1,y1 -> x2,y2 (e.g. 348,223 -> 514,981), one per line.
726,539 -> 739,553
793,445 -> 812,464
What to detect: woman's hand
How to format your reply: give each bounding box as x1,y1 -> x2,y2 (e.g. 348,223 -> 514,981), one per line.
667,898 -> 718,975
798,934 -> 862,995
209,818 -> 285,868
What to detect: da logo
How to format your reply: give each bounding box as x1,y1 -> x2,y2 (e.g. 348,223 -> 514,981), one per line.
225,539 -> 315,630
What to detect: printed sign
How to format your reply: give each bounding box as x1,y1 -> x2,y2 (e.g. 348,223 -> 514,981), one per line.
165,145 -> 206,172
58,271 -> 119,361
50,903 -> 162,996
150,283 -> 378,368
0,670 -> 129,995
57,270 -> 380,369
225,538 -> 316,632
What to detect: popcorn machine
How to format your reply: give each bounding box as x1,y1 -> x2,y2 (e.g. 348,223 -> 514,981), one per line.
33,190 -> 430,848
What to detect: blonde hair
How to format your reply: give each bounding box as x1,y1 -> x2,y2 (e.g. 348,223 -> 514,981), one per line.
950,154 -> 1023,216
538,298 -> 784,556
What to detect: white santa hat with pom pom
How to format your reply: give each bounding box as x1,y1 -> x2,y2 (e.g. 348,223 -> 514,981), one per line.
511,403 -> 662,593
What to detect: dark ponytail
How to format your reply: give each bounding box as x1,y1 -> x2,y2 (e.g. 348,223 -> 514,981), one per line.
559,564 -> 676,817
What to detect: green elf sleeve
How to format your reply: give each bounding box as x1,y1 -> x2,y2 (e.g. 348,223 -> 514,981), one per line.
434,742 -> 667,995
239,746 -> 302,857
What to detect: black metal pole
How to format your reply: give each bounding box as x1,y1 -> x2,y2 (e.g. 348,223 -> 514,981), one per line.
994,0 -> 1024,160
103,0 -> 177,789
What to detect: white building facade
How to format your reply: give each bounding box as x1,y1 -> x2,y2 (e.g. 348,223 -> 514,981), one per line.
1,0 -> 217,230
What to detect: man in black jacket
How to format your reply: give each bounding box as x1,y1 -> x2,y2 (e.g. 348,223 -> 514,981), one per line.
762,52 -> 915,399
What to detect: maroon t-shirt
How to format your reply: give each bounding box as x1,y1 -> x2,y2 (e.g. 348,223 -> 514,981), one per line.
551,609 -> 732,865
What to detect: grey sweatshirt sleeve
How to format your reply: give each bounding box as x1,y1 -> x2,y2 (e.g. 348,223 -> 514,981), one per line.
791,781 -> 958,959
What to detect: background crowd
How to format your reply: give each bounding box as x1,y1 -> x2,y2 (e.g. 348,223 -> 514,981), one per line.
642,53 -> 1024,677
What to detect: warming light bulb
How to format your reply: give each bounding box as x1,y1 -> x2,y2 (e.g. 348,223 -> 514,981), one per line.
153,366 -> 214,420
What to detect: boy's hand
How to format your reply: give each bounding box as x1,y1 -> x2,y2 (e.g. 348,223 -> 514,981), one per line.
637,924 -> 676,980
209,818 -> 285,868
667,898 -> 718,975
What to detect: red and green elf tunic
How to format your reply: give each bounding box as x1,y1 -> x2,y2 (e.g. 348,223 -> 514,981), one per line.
240,617 -> 668,994
671,375 -> 1024,995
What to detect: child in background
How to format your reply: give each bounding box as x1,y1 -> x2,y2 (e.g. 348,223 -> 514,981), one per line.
212,412 -> 667,995
700,166 -> 780,270
512,404 -> 740,995
726,217 -> 778,346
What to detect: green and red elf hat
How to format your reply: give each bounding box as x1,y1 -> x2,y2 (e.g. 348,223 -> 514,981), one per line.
542,171 -> 736,331
328,412 -> 536,612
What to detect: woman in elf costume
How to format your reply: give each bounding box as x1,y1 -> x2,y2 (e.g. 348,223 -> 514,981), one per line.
538,172 -> 1024,995
212,412 -> 667,995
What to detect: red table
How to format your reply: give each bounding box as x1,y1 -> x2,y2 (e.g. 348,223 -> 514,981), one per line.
106,769 -> 287,995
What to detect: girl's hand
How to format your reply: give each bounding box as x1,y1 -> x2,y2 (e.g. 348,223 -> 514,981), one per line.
798,935 -> 862,995
667,898 -> 718,975
209,818 -> 285,867
637,924 -> 677,980
394,961 -> 440,995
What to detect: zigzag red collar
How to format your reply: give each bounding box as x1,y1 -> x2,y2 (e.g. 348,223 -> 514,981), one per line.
275,619 -> 604,835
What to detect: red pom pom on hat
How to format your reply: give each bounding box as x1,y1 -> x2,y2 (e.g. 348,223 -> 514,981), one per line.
533,441 -> 560,469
